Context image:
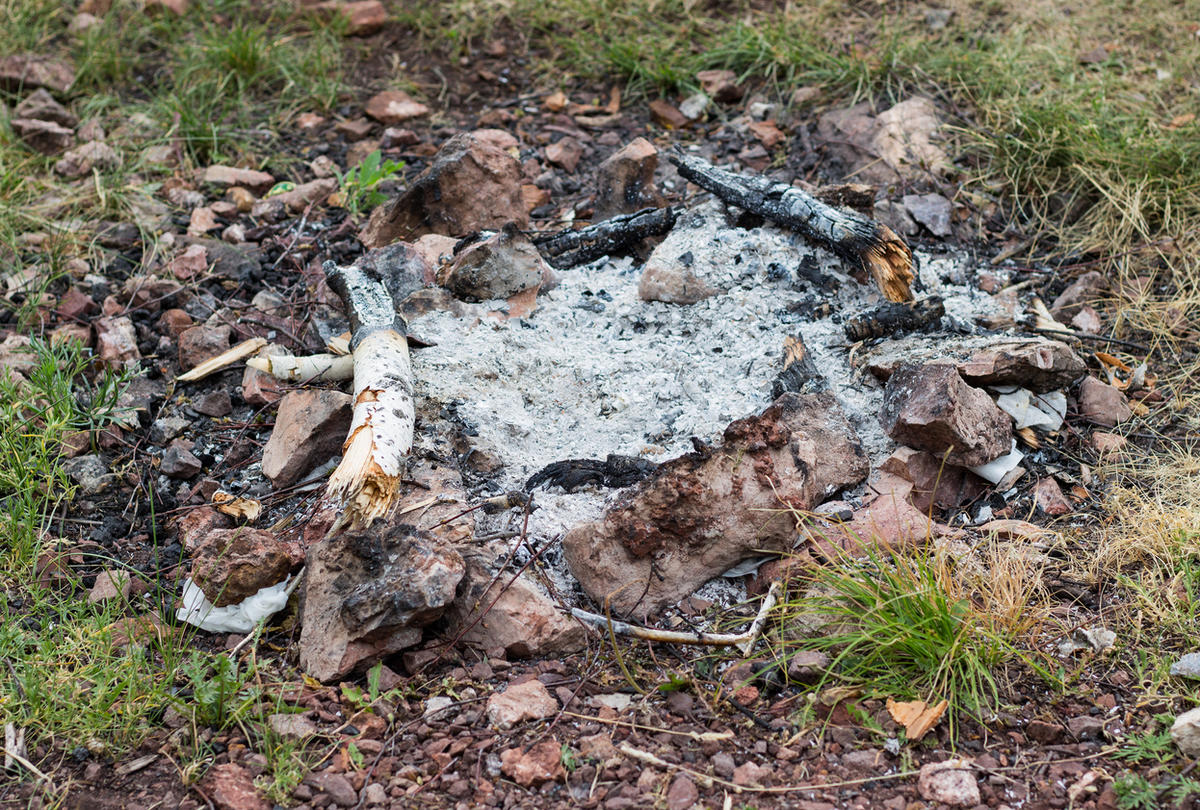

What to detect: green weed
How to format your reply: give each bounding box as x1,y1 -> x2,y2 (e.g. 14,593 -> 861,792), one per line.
337,149 -> 405,218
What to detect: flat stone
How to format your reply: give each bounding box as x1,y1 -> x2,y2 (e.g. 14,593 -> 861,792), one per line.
12,117 -> 74,155
864,335 -> 1085,393
1172,707 -> 1200,757
260,389 -> 353,488
55,141 -> 122,177
88,569 -> 132,603
178,323 -> 232,370
563,392 -> 867,617
648,99 -> 688,129
918,759 -> 979,806
361,132 -> 527,247
203,165 -> 275,194
486,679 -> 558,729
545,136 -> 583,173
14,88 -> 77,127
308,772 -> 357,807
201,763 -> 269,810
902,193 -> 953,236
0,54 -> 75,94
1078,376 -> 1131,427
365,90 -> 430,125
499,740 -> 565,787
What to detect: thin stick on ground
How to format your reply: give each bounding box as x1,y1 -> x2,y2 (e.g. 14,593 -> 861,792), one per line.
667,149 -> 915,302
571,581 -> 781,653
323,260 -> 415,530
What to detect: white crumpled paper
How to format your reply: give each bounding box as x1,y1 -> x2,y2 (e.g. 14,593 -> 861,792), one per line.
175,576 -> 291,633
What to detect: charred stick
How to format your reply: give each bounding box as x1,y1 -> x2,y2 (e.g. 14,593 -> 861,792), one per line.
534,206 -> 681,269
323,260 -> 415,530
843,296 -> 946,342
666,149 -> 915,302
771,333 -> 827,398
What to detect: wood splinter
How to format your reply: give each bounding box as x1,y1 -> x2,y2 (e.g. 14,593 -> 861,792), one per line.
323,260 -> 415,530
667,149 -> 915,302
571,580 -> 781,656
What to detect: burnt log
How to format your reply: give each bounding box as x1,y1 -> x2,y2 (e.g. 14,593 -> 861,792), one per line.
666,149 -> 914,302
533,206 -> 680,269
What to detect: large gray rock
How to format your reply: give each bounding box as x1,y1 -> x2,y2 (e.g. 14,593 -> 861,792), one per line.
881,362 -> 1012,467
562,392 -> 868,617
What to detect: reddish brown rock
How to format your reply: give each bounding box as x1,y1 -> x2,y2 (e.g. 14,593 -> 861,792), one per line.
1091,431 -> 1127,456
649,99 -> 688,129
191,527 -> 301,607
365,90 -> 429,124
260,389 -> 353,488
878,447 -> 987,513
14,88 -> 77,127
56,287 -> 96,321
12,118 -> 74,154
918,758 -> 980,807
1050,270 -> 1108,321
563,393 -> 868,617
499,741 -> 566,787
443,551 -> 586,657
0,54 -> 75,94
157,308 -> 193,338
361,132 -> 527,247
201,763 -> 269,810
666,774 -> 700,810
161,440 -> 203,480
1078,376 -> 1132,427
203,164 -> 275,193
881,362 -> 1012,467
1034,477 -> 1072,516
593,137 -> 664,221
485,679 -> 558,729
313,0 -> 386,35
167,243 -> 209,281
748,120 -> 786,149
178,323 -> 232,370
732,761 -> 772,787
174,507 -> 235,552
803,473 -> 950,556
696,69 -> 743,103
94,316 -> 140,368
88,569 -> 131,603
545,136 -> 583,173
437,223 -> 549,302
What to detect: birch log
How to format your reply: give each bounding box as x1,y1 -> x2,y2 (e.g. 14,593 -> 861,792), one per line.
666,149 -> 915,302
323,260 -> 414,529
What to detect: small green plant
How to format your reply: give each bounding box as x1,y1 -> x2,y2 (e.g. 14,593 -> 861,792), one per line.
176,652 -> 262,730
1115,714 -> 1180,764
560,744 -> 579,773
776,544 -> 1025,734
337,150 -> 405,218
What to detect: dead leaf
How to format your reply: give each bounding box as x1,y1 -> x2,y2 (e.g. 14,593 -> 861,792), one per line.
1094,351 -> 1130,372
1165,113 -> 1195,129
886,697 -> 948,740
212,490 -> 262,522
605,86 -> 621,114
544,91 -> 567,112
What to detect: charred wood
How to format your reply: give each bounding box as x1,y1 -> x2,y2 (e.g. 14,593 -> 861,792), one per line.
843,296 -> 945,342
771,333 -> 827,398
666,149 -> 914,302
534,206 -> 681,269
526,454 -> 658,492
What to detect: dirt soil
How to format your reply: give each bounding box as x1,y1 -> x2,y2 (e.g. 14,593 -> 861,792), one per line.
1,18 -> 1177,810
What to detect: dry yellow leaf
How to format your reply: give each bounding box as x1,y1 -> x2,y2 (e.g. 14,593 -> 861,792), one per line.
887,697 -> 949,740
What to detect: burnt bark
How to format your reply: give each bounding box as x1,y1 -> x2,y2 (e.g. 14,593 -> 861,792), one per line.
533,206 -> 680,269
666,149 -> 915,302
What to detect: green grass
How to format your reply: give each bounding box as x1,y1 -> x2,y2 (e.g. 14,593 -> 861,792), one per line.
772,543 -> 1034,735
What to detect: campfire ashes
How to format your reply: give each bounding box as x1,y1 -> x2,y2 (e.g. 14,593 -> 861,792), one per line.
409,198 -> 1015,614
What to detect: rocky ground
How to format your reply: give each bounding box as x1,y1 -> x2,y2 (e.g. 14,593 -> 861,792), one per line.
2,3 -> 1198,809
